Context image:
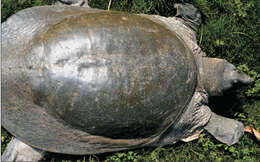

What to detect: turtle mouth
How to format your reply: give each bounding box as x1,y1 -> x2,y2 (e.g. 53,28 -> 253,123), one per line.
238,73 -> 252,84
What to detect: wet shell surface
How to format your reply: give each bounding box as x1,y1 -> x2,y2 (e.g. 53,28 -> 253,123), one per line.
2,6 -> 197,154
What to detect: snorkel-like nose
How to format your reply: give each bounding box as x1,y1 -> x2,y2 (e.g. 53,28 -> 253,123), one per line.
233,70 -> 252,84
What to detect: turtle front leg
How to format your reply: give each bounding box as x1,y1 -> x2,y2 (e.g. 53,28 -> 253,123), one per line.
152,91 -> 212,146
174,3 -> 202,32
2,137 -> 45,162
54,0 -> 90,8
204,112 -> 244,145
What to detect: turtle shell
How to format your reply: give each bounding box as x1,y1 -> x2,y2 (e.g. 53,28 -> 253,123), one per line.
2,6 -> 197,154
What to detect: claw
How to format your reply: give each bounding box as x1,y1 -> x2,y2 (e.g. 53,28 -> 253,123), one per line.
244,126 -> 260,141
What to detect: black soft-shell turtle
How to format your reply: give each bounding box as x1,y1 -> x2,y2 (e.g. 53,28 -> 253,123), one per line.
2,2 -> 252,161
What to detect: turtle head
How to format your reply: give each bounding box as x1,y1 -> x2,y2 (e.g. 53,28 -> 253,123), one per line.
201,58 -> 252,96
174,3 -> 201,32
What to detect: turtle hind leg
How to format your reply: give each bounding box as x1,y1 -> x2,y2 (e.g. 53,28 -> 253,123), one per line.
174,3 -> 202,32
54,0 -> 90,8
2,137 -> 45,162
204,112 -> 244,146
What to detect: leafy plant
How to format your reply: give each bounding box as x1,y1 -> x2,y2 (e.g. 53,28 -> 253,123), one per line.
1,128 -> 12,154
1,0 -> 54,22
105,151 -> 139,162
237,64 -> 260,97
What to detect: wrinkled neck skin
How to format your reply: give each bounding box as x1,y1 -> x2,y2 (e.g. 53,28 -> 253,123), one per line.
201,58 -> 226,96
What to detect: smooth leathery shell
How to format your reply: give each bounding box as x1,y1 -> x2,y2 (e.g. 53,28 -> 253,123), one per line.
3,8 -> 197,140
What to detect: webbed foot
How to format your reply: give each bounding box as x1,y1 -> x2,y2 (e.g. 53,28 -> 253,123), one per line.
174,3 -> 201,31
2,137 -> 45,162
204,112 -> 244,145
54,0 -> 90,8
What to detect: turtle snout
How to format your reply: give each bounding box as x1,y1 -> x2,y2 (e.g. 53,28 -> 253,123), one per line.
238,72 -> 252,84
233,71 -> 252,85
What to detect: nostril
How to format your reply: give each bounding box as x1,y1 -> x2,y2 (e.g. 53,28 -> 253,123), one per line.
240,75 -> 253,84
236,71 -> 253,84
246,77 -> 253,84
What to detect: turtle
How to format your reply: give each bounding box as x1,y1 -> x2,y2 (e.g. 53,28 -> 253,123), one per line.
1,2 -> 252,161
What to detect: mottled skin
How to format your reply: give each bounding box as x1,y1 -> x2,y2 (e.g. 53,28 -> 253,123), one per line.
2,2 -> 252,162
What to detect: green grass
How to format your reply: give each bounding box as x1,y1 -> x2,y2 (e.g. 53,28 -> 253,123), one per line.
1,0 -> 260,161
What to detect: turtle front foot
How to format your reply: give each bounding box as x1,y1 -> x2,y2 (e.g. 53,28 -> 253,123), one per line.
54,0 -> 90,8
204,112 -> 244,146
2,137 -> 45,162
174,3 -> 202,32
